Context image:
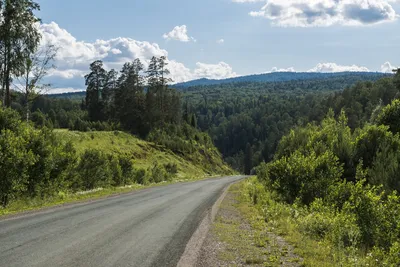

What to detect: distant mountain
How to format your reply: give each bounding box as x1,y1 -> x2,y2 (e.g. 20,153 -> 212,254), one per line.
173,72 -> 392,88
48,91 -> 86,99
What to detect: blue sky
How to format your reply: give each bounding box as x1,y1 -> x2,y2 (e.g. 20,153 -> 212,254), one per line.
36,0 -> 400,92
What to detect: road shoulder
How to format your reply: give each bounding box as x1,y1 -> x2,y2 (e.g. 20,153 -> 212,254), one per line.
196,181 -> 303,267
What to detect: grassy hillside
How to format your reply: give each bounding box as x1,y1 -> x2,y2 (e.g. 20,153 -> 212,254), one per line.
55,129 -> 233,180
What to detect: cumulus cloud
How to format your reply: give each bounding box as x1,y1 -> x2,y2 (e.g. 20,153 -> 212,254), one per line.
162,25 -> 196,42
217,39 -> 225,44
38,22 -> 235,92
308,62 -> 370,72
381,61 -> 398,73
194,62 -> 237,80
237,0 -> 398,27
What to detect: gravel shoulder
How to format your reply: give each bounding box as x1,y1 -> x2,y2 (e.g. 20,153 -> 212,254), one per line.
196,182 -> 303,267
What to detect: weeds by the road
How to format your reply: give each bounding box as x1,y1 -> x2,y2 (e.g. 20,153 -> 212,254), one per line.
198,180 -> 302,267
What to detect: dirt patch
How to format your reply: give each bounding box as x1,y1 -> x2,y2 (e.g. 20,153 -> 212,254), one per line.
196,187 -> 302,267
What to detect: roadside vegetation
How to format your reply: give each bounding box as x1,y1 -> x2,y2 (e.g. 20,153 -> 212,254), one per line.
0,106 -> 232,216
250,98 -> 400,266
200,181 -> 302,267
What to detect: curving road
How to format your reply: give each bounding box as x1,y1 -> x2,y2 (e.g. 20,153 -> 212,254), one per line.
0,176 -> 245,267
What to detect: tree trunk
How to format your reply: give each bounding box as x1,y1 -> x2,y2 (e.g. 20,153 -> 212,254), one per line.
1,194 -> 8,208
5,67 -> 11,107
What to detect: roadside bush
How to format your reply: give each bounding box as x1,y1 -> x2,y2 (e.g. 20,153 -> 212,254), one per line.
266,150 -> 343,205
298,198 -> 360,250
149,163 -> 169,183
118,155 -> 134,185
0,129 -> 35,207
76,149 -> 112,190
109,155 -> 123,187
164,163 -> 178,175
134,169 -> 147,185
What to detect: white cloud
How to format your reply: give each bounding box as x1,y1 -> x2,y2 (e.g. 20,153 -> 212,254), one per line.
237,0 -> 398,27
216,39 -> 225,44
162,25 -> 196,42
193,62 -> 237,80
381,61 -> 398,73
308,62 -> 370,72
271,66 -> 296,72
38,22 -> 235,91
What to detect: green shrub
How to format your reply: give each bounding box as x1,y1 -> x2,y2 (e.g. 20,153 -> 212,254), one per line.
164,163 -> 178,176
108,155 -> 123,187
376,99 -> 400,134
118,155 -> 134,185
76,149 -> 112,190
149,162 -> 169,183
266,150 -> 343,205
134,169 -> 147,185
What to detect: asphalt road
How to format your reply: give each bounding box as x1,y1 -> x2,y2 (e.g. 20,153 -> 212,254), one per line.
0,176 -> 245,267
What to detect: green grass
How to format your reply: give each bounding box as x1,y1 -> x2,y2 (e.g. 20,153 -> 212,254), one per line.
55,129 -> 233,180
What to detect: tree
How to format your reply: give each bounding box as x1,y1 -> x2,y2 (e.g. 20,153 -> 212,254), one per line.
114,59 -> 146,135
377,99 -> 400,135
0,0 -> 41,107
191,113 -> 197,128
15,44 -> 57,122
146,56 -> 174,126
394,68 -> 400,92
85,60 -> 107,121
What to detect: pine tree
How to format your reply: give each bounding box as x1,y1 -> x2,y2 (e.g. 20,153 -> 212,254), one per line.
85,60 -> 107,121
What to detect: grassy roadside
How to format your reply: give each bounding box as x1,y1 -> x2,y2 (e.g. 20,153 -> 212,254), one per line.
199,178 -> 302,267
211,178 -> 389,267
202,177 -> 358,266
0,175 -> 223,218
238,178 -> 332,267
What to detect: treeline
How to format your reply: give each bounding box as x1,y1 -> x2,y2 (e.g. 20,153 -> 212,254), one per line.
252,74 -> 400,264
84,57 -> 181,137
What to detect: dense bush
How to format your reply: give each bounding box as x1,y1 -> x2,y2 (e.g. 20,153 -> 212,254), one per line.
265,150 -> 342,205
256,104 -> 400,264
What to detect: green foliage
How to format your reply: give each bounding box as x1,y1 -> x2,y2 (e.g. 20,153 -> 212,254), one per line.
264,150 -> 343,205
376,99 -> 400,134
118,155 -> 134,186
133,169 -> 147,185
76,149 -> 112,190
255,98 -> 400,264
0,129 -> 35,207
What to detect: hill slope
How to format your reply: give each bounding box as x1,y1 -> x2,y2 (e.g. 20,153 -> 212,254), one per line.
55,130 -> 233,180
174,72 -> 391,88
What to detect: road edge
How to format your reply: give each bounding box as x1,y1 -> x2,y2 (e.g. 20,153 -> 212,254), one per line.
177,178 -> 245,267
0,175 -> 229,222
